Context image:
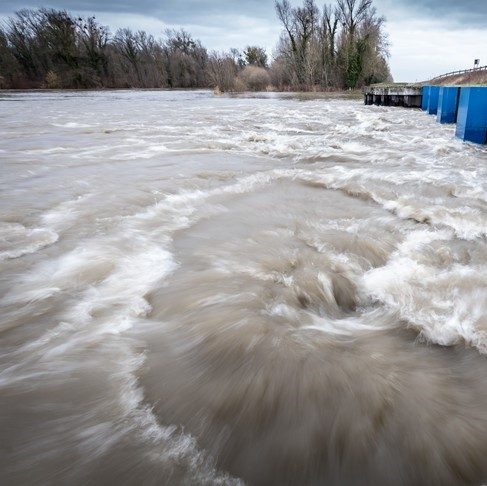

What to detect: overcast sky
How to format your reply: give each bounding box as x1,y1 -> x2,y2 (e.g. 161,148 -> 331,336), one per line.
1,0 -> 486,81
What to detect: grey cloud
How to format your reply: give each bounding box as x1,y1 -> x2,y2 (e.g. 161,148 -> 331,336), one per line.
1,0 -> 485,27
419,0 -> 487,18
381,0 -> 487,27
1,0 -> 485,41
0,0 -> 275,23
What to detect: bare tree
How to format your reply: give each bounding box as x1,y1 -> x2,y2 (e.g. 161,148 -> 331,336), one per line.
336,0 -> 385,88
206,52 -> 237,92
273,0 -> 390,90
113,28 -> 142,85
76,16 -> 109,79
319,4 -> 340,87
6,9 -> 49,82
275,0 -> 319,86
336,0 -> 373,37
163,29 -> 208,88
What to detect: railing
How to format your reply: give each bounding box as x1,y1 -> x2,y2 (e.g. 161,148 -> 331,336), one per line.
431,65 -> 487,81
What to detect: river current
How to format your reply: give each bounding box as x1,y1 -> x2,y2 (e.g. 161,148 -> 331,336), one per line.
1,90 -> 486,485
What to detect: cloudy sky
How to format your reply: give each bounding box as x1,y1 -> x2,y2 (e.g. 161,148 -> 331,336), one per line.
1,0 -> 486,81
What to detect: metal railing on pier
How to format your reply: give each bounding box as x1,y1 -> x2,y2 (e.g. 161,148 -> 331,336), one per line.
431,65 -> 487,81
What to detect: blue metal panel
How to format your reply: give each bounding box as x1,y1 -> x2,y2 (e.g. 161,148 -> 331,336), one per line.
437,87 -> 460,124
456,87 -> 487,144
427,86 -> 440,115
421,86 -> 430,111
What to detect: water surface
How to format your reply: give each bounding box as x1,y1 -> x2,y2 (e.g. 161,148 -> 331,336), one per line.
1,90 -> 487,485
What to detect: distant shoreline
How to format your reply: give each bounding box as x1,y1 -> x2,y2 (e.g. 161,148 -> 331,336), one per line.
0,87 -> 363,97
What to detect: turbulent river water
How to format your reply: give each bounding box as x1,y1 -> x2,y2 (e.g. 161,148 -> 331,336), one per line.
1,90 -> 487,486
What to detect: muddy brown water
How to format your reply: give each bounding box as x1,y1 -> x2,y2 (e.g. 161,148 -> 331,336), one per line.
1,90 -> 486,485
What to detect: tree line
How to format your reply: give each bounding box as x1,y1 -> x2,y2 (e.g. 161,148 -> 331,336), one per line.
0,0 -> 391,91
274,0 -> 391,89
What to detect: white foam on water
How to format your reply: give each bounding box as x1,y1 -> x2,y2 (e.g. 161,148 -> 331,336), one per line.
361,229 -> 487,353
0,223 -> 59,261
382,198 -> 486,240
52,122 -> 93,128
41,193 -> 94,231
1,170 -> 291,484
302,308 -> 395,336
294,167 -> 487,240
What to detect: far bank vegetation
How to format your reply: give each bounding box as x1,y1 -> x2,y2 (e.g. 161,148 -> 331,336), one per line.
0,0 -> 391,92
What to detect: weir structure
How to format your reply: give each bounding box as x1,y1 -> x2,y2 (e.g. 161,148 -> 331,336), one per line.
364,84 -> 487,145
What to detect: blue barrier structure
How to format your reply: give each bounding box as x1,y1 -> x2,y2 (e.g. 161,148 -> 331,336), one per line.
422,86 -> 430,111
455,87 -> 487,144
437,87 -> 460,124
365,82 -> 487,145
427,86 -> 440,115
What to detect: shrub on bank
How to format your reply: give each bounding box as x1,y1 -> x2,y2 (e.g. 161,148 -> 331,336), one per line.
238,66 -> 271,91
44,71 -> 61,89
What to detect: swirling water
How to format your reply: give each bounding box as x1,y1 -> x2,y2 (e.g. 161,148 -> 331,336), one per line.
0,90 -> 486,486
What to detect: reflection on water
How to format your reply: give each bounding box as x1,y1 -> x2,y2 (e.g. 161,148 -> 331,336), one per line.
0,90 -> 486,485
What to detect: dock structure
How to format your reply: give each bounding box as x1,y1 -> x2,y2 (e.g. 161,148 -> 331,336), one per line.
364,83 -> 487,145
364,85 -> 422,108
